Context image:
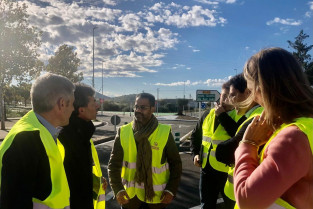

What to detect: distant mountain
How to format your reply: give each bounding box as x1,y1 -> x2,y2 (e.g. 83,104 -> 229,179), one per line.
95,92 -> 111,100
110,94 -> 137,103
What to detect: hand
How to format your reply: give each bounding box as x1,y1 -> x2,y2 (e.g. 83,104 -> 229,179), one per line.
116,190 -> 130,205
160,191 -> 174,204
193,155 -> 201,167
215,104 -> 225,116
242,112 -> 274,147
102,177 -> 107,191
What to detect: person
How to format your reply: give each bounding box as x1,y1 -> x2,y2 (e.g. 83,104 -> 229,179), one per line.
108,93 -> 182,209
58,83 -> 107,209
190,80 -> 244,209
0,73 -> 75,209
234,47 -> 313,209
215,74 -> 263,204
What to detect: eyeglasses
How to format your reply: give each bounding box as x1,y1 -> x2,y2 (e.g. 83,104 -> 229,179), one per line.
133,105 -> 151,111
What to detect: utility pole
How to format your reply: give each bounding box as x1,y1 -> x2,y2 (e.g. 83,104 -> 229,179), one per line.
92,26 -> 98,88
101,61 -> 104,115
157,88 -> 159,116
183,81 -> 185,99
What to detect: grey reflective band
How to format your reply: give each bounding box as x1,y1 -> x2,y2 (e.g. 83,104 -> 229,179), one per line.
210,150 -> 216,157
267,203 -> 287,209
98,194 -> 106,202
202,136 -> 212,143
122,178 -> 167,191
123,161 -> 169,174
244,105 -> 261,118
123,161 -> 136,169
33,202 -> 70,209
228,174 -> 233,184
203,136 -> 223,145
202,153 -> 208,158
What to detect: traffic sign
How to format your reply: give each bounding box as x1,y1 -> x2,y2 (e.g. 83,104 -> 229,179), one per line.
201,103 -> 206,109
196,90 -> 220,102
111,115 -> 121,125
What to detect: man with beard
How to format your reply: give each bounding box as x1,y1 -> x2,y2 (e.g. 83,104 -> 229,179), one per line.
108,93 -> 182,209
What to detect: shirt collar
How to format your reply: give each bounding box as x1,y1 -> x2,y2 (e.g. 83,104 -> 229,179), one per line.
35,112 -> 61,142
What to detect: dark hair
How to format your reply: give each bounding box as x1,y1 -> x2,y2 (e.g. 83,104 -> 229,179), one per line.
228,73 -> 247,93
222,80 -> 231,91
73,83 -> 95,114
136,93 -> 155,107
244,47 -> 313,126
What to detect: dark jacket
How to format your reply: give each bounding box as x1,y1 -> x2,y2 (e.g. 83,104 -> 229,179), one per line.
108,123 -> 182,197
58,114 -> 95,209
0,131 -> 51,209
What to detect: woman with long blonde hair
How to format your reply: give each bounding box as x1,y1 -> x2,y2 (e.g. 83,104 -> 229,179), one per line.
234,47 -> 313,209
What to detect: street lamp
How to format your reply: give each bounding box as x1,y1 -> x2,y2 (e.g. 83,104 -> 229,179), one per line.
234,68 -> 237,75
92,26 -> 98,88
101,61 -> 104,115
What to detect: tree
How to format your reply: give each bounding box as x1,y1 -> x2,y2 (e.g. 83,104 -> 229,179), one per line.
0,0 -> 42,129
287,30 -> 313,84
177,99 -> 189,115
46,44 -> 83,82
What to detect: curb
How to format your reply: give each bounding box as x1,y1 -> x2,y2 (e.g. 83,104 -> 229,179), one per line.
93,135 -> 115,145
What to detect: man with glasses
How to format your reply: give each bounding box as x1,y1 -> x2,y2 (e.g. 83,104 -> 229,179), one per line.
108,93 -> 182,209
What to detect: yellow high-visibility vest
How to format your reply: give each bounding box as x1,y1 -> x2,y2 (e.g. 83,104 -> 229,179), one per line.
90,139 -> 106,209
202,109 -> 240,172
120,122 -> 171,203
0,110 -> 70,209
224,106 -> 263,201
258,117 -> 313,209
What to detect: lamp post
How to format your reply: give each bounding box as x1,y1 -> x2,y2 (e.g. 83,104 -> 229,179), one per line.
101,61 -> 104,115
234,68 -> 237,75
92,26 -> 98,88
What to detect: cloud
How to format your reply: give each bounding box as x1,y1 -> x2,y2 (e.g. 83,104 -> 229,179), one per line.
143,3 -> 227,28
204,77 -> 230,87
266,17 -> 302,26
309,1 -> 313,10
193,49 -> 200,52
154,77 -> 231,87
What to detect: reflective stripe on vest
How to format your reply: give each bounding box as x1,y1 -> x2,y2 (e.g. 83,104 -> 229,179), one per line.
258,117 -> 313,209
33,203 -> 70,209
224,106 -> 264,201
120,122 -> 171,203
0,110 -> 70,208
90,139 -> 106,209
123,161 -> 169,174
121,178 -> 167,191
202,109 -> 239,172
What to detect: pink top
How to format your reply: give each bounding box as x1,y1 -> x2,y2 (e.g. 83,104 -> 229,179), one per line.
234,125 -> 313,209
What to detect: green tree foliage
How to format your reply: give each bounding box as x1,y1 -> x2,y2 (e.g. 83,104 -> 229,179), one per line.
46,44 -> 83,82
287,30 -> 313,84
0,0 -> 42,129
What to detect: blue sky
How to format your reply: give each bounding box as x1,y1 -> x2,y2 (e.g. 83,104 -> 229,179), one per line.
22,0 -> 313,99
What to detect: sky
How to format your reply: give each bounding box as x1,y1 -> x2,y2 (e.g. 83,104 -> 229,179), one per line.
19,0 -> 313,99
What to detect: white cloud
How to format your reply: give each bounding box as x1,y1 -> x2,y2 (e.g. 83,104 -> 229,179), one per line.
193,49 -> 200,52
266,17 -> 302,26
154,77 -> 231,87
309,1 -> 313,10
204,77 -> 230,87
144,3 -> 227,28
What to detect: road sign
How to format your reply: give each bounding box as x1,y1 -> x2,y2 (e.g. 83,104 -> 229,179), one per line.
110,115 -> 121,125
201,103 -> 206,109
196,90 -> 220,102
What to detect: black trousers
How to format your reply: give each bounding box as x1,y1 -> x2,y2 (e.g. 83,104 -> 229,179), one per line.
121,196 -> 167,209
200,162 -> 235,209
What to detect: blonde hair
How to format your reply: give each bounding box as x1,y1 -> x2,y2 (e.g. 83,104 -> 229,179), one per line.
243,47 -> 313,126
